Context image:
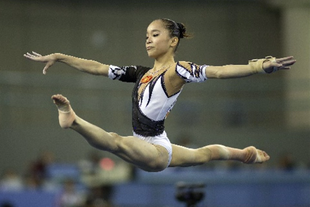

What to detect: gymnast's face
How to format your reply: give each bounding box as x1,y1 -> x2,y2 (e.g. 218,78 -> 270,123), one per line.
146,20 -> 175,58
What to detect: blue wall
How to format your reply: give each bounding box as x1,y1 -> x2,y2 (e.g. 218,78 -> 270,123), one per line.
1,169 -> 310,207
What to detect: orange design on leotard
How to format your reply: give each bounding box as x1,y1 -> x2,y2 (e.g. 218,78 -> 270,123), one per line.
141,75 -> 153,83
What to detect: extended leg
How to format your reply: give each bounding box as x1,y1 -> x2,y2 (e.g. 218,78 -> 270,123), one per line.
51,94 -> 169,172
169,144 -> 270,167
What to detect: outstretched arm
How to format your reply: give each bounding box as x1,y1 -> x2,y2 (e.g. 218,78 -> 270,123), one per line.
24,51 -> 109,76
205,56 -> 296,79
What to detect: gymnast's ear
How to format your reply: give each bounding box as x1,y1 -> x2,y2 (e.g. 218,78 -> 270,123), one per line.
170,37 -> 179,47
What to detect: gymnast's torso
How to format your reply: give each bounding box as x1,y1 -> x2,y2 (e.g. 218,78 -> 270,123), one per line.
108,62 -> 208,137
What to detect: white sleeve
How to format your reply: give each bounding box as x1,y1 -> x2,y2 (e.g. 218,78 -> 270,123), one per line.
175,62 -> 208,83
108,65 -> 127,80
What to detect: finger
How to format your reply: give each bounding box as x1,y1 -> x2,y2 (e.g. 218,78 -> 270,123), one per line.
279,66 -> 291,70
29,52 -> 36,57
43,65 -> 48,75
276,56 -> 294,62
23,53 -> 30,58
24,52 -> 36,59
43,66 -> 48,75
274,57 -> 296,69
32,51 -> 42,57
277,63 -> 294,71
278,56 -> 293,60
28,52 -> 38,58
271,62 -> 283,69
282,59 -> 296,66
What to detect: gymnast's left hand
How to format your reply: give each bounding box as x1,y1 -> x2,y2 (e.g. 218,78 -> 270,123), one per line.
24,51 -> 57,75
262,56 -> 296,73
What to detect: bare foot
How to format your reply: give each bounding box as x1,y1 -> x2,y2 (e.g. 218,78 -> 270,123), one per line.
243,146 -> 270,164
51,94 -> 76,129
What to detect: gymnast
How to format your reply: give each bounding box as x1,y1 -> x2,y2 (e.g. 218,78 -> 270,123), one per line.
24,18 -> 296,172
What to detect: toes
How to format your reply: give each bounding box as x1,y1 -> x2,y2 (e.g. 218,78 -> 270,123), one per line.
50,94 -> 75,128
244,147 -> 270,164
51,94 -> 69,104
51,94 -> 71,113
261,151 -> 270,161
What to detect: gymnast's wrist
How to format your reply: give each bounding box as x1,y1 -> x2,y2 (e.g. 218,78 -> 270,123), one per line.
248,56 -> 276,74
248,58 -> 265,74
53,53 -> 65,62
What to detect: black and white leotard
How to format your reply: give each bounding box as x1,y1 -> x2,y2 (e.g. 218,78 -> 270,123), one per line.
108,62 -> 208,136
108,62 -> 208,165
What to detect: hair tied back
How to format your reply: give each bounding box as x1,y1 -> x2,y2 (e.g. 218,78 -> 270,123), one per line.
177,22 -> 186,38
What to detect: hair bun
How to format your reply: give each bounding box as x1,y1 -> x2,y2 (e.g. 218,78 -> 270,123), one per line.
177,22 -> 186,38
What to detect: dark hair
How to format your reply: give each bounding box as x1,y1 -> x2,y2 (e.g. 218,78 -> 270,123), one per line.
159,18 -> 191,51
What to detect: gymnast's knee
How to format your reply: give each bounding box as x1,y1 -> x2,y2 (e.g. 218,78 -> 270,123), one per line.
147,150 -> 169,172
195,147 -> 212,164
146,161 -> 167,172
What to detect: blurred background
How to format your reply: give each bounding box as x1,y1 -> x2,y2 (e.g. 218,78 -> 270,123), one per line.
0,0 -> 310,206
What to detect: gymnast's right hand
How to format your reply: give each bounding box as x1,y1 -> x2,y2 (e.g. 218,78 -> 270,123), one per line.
24,51 -> 56,75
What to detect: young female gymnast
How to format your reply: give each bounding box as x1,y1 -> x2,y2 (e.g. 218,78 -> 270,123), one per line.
24,18 -> 296,172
